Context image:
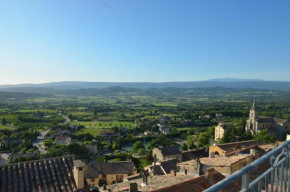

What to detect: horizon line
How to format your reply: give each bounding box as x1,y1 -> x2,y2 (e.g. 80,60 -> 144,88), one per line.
1,78 -> 290,86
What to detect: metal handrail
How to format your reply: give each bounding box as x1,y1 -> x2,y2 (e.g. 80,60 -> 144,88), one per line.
204,140 -> 290,192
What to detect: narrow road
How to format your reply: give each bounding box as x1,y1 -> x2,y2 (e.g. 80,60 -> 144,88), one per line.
32,129 -> 51,154
62,115 -> 71,125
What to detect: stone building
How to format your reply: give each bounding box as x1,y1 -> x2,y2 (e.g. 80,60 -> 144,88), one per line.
245,99 -> 290,139
178,155 -> 253,176
152,146 -> 182,162
214,122 -> 228,141
85,161 -> 136,187
209,140 -> 263,157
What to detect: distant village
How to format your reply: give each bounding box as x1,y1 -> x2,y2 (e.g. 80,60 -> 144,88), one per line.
1,99 -> 290,191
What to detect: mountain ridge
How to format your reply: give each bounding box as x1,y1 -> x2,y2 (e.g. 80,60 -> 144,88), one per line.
1,79 -> 290,91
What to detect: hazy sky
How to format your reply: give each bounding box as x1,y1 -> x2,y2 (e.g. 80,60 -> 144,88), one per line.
0,0 -> 290,84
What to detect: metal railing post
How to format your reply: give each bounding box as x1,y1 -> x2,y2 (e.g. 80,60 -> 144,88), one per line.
241,173 -> 249,192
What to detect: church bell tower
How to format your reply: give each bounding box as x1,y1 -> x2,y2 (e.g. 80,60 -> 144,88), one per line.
248,99 -> 259,133
249,99 -> 258,120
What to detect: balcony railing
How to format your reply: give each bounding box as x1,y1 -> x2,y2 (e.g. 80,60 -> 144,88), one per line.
204,140 -> 290,192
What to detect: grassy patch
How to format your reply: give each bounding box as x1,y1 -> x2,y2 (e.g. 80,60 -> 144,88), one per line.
177,127 -> 191,131
70,111 -> 93,116
153,103 -> 177,107
0,124 -> 12,130
75,128 -> 104,137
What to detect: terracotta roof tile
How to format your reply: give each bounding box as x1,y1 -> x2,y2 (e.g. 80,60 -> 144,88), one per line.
178,155 -> 251,167
85,161 -> 136,179
0,156 -> 83,192
159,146 -> 181,156
151,176 -> 212,192
182,149 -> 208,161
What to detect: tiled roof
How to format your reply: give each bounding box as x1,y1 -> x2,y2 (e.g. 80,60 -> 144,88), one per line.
226,145 -> 267,156
258,144 -> 275,152
150,176 -> 212,192
274,118 -> 287,124
85,161 -> 136,179
159,146 -> 181,156
124,174 -> 140,181
208,151 -> 274,192
147,165 -> 166,175
0,156 -> 80,192
107,174 -> 200,191
178,155 -> 251,167
160,159 -> 179,174
182,149 -> 208,161
147,159 -> 179,176
230,161 -> 270,191
205,168 -> 241,192
257,117 -> 274,123
215,140 -> 263,154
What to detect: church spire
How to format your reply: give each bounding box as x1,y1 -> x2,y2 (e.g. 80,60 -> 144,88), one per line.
252,98 -> 256,110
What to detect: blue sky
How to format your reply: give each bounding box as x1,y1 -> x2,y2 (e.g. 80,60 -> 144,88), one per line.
0,0 -> 290,84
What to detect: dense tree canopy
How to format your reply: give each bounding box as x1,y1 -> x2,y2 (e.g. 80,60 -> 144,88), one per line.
198,127 -> 215,148
137,148 -> 145,156
67,143 -> 89,156
148,135 -> 175,149
254,129 -> 276,143
180,143 -> 188,151
132,141 -> 145,152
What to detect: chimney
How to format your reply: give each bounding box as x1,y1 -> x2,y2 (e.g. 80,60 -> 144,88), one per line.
250,149 -> 257,158
196,158 -> 203,176
141,170 -> 149,187
153,154 -> 157,175
73,160 -> 85,189
129,183 -> 138,192
205,168 -> 215,181
185,169 -> 187,175
170,169 -> 176,177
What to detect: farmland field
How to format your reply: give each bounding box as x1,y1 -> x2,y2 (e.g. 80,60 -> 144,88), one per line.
0,113 -> 19,123
74,121 -> 134,129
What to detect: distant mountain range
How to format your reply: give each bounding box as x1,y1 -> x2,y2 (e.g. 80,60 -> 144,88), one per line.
0,79 -> 290,92
208,78 -> 264,82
